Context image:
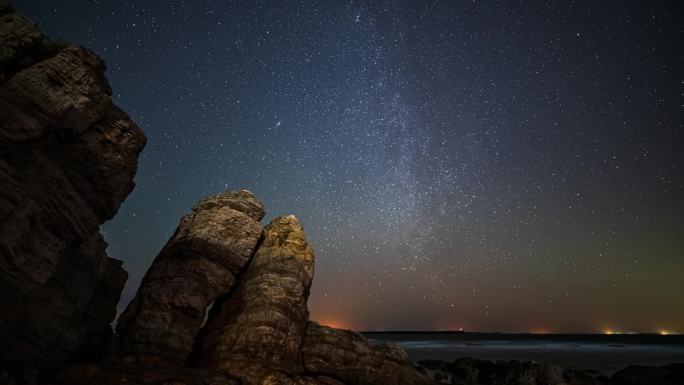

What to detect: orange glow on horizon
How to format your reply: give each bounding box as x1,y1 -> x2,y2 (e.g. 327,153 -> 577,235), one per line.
317,318 -> 347,329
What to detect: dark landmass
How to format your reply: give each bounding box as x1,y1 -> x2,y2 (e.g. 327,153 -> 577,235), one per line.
416,357 -> 684,385
0,0 -> 146,367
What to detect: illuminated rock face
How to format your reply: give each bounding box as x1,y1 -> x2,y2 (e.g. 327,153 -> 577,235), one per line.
197,215 -> 315,374
0,0 -> 145,367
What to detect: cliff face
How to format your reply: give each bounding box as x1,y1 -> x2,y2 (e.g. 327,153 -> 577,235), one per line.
0,0 -> 146,367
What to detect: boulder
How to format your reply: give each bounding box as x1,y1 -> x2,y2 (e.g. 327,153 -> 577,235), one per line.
612,363 -> 684,385
197,215 -> 315,375
303,322 -> 429,385
0,1 -> 145,367
115,190 -> 265,365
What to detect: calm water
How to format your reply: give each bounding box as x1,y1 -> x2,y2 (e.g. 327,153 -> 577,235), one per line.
365,333 -> 684,375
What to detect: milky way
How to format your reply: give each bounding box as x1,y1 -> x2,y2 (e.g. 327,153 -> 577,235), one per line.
18,0 -> 684,333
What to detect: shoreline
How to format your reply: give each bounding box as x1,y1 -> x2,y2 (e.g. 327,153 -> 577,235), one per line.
365,332 -> 684,376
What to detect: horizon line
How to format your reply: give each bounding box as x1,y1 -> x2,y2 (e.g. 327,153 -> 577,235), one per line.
359,330 -> 682,336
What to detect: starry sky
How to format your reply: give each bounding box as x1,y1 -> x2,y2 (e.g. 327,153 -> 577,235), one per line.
17,0 -> 683,333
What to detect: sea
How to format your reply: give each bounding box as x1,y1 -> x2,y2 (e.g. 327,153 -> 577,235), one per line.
364,332 -> 684,376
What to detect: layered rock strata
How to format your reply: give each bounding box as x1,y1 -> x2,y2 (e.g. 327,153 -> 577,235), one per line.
115,190 -> 265,365
303,323 -> 429,385
197,215 -> 315,375
0,0 -> 146,367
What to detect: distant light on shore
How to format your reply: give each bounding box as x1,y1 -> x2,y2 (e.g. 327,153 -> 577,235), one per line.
659,330 -> 670,336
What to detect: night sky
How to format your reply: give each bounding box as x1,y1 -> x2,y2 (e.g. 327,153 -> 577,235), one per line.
17,1 -> 683,333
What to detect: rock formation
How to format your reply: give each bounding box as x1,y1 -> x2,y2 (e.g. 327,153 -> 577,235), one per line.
197,215 -> 315,375
108,194 -> 428,385
304,322 -> 429,385
0,0 -> 146,367
115,190 -> 265,365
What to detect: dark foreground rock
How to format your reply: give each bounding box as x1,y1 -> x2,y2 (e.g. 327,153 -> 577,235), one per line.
304,322 -> 429,385
0,0 -> 146,368
417,358 -> 684,385
114,190 -> 265,366
13,198 -> 428,385
611,363 -> 684,385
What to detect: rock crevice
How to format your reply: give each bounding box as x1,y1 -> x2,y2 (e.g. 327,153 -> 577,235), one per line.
114,190 -> 266,366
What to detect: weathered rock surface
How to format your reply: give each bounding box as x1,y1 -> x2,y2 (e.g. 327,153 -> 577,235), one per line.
197,215 -> 315,376
0,0 -> 145,368
115,190 -> 265,365
304,322 -> 429,385
31,364 -> 242,385
418,357 -> 601,385
34,364 -> 348,385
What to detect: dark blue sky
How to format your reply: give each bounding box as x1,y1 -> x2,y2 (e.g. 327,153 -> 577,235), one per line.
17,0 -> 684,332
